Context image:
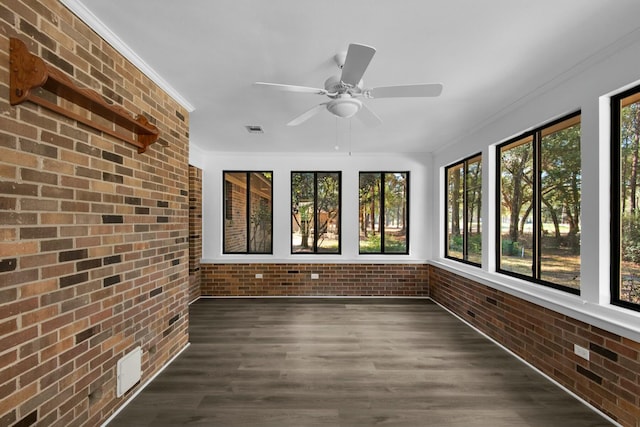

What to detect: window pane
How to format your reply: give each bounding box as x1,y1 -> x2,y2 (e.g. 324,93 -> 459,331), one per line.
466,156 -> 482,264
292,172 -> 315,253
540,117 -> 581,289
359,172 -> 409,254
384,173 -> 408,253
224,172 -> 247,253
224,171 -> 272,254
619,91 -> 640,306
446,155 -> 482,265
317,173 -> 340,253
359,173 -> 381,253
248,172 -> 272,253
499,136 -> 534,277
447,164 -> 464,260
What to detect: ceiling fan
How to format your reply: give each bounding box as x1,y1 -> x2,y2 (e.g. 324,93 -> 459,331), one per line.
254,43 -> 443,127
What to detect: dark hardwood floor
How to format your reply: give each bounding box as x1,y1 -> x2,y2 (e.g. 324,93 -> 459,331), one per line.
107,298 -> 613,427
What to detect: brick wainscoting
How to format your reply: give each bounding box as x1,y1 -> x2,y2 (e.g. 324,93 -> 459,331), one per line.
0,2 -> 190,426
201,263 -> 429,296
429,265 -> 640,426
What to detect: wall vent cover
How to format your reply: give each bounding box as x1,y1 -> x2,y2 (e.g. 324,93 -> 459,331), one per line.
116,346 -> 142,397
245,125 -> 264,134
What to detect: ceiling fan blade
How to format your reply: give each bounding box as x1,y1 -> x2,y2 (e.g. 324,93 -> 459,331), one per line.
357,103 -> 382,127
254,82 -> 327,95
340,43 -> 376,87
367,83 -> 443,98
287,103 -> 327,126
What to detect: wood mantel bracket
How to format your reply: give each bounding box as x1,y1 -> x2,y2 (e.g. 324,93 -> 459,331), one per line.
9,37 -> 159,153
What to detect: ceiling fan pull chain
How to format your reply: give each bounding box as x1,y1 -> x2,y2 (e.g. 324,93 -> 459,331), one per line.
349,118 -> 352,157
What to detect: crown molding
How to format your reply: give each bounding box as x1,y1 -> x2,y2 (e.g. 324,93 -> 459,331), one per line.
434,26 -> 640,156
60,0 -> 195,112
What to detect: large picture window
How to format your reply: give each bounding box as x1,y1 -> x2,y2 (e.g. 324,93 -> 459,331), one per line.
291,172 -> 341,253
612,84 -> 640,311
359,172 -> 409,254
497,112 -> 581,293
445,154 -> 482,265
223,171 -> 272,254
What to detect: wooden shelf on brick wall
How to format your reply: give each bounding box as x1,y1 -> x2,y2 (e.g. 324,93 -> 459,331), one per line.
9,37 -> 159,154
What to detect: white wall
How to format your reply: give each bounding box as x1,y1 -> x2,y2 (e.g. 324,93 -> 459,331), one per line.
198,151 -> 432,263
431,32 -> 640,341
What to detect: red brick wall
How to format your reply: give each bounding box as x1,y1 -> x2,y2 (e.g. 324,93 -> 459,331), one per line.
188,166 -> 201,302
429,265 -> 640,427
201,263 -> 429,296
0,2 -> 190,426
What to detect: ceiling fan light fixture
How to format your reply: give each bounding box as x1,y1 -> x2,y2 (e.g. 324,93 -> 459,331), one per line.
255,43 -> 442,126
326,97 -> 362,119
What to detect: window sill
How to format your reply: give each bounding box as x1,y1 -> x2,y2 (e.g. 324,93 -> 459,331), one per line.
201,256 -> 429,264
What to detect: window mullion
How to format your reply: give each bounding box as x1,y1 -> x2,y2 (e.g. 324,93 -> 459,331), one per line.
245,172 -> 252,253
380,173 -> 386,252
313,173 -> 318,253
611,95 -> 622,305
533,132 -> 542,281
463,161 -> 469,261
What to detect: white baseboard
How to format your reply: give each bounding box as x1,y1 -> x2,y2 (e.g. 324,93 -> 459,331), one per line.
194,295 -> 430,299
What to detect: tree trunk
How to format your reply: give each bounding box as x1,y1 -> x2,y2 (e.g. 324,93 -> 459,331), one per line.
370,187 -> 376,235
630,133 -> 639,214
622,155 -> 627,214
507,150 -> 529,245
452,171 -> 461,236
519,204 -> 533,236
566,173 -> 581,254
509,177 -> 522,244
301,220 -> 310,248
541,197 -> 561,240
401,182 -> 406,232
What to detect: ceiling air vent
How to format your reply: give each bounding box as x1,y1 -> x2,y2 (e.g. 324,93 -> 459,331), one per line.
245,125 -> 264,134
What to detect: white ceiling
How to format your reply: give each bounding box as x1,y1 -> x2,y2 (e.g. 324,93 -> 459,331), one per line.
67,0 -> 640,154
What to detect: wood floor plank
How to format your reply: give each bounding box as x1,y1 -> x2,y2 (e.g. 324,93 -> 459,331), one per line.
107,298 -> 613,427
